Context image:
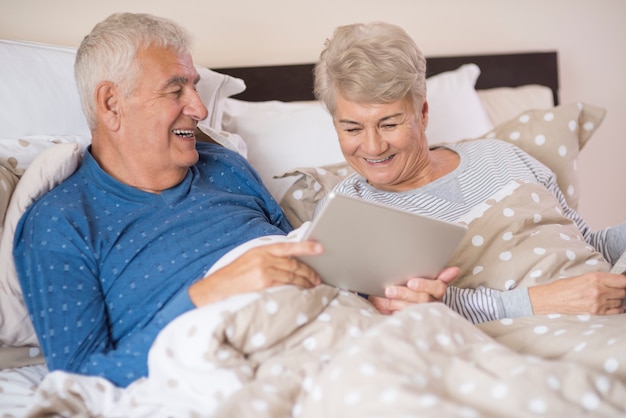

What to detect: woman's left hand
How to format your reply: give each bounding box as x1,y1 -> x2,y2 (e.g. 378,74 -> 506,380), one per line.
369,266 -> 459,314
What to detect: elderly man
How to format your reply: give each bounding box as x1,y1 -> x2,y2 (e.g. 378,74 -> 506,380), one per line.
13,12 -> 323,387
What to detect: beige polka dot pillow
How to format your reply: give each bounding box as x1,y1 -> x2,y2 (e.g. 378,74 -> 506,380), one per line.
471,101 -> 605,210
278,162 -> 354,227
279,101 -> 605,226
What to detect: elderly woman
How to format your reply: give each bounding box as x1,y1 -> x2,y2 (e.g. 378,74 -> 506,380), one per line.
313,21 -> 626,323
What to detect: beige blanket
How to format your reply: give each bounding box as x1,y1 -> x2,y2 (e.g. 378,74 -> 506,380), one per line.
23,181 -> 626,417
450,179 -> 610,290
25,283 -> 626,417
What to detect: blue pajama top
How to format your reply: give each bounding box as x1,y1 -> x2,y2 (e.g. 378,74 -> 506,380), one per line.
14,142 -> 292,387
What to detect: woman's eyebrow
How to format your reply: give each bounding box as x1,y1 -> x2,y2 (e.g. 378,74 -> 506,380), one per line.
337,118 -> 360,125
338,112 -> 403,125
379,112 -> 403,122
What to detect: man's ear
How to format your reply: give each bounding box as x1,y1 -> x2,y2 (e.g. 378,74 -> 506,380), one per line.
95,81 -> 121,131
421,100 -> 429,129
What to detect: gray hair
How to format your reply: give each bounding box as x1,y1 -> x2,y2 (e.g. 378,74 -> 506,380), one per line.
75,13 -> 193,129
314,22 -> 427,116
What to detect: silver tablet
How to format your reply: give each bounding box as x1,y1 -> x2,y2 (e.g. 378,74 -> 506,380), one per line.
298,192 -> 467,297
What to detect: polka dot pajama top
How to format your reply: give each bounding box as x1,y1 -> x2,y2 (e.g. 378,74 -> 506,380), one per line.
14,142 -> 292,387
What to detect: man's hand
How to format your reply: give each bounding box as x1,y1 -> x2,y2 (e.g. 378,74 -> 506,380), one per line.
188,241 -> 323,307
369,266 -> 460,315
529,272 -> 626,315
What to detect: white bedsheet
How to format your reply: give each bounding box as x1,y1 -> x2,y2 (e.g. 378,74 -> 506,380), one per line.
0,364 -> 48,415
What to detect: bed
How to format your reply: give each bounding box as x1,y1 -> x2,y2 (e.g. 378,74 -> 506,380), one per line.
1,38 -> 625,417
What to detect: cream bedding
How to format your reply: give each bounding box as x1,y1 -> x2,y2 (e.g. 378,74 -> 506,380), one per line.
17,206 -> 626,417
450,179 -> 611,291
23,285 -> 626,418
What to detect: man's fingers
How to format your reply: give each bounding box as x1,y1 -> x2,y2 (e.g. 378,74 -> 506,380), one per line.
261,242 -> 323,287
260,240 -> 324,258
285,259 -> 322,288
243,241 -> 324,286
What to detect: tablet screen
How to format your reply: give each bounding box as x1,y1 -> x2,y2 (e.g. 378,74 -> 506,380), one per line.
297,192 -> 467,297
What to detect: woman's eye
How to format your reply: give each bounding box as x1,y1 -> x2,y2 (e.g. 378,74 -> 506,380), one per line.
381,124 -> 398,129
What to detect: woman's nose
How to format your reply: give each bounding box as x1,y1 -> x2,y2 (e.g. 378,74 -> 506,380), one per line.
362,128 -> 387,155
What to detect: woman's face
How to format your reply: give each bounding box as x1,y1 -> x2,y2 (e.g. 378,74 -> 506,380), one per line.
333,93 -> 431,192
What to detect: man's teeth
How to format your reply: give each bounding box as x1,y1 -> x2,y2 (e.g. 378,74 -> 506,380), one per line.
172,129 -> 194,138
366,155 -> 393,163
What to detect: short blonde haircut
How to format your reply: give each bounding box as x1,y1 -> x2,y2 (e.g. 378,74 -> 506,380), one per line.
314,22 -> 427,116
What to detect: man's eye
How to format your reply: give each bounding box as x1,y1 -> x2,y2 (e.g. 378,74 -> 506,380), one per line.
381,124 -> 398,129
345,127 -> 362,133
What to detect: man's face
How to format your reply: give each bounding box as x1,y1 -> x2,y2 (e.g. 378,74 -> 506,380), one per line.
116,45 -> 208,181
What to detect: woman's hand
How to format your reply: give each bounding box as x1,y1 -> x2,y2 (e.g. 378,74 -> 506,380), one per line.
369,266 -> 460,315
528,272 -> 626,315
188,241 -> 323,307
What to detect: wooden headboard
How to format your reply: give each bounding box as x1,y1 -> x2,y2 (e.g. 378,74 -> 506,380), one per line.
215,51 -> 559,105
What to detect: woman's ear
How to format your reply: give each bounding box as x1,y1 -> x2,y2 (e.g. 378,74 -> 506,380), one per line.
94,81 -> 121,131
421,100 -> 429,129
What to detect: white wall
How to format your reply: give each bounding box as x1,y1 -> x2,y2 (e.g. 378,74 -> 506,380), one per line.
1,0 -> 624,229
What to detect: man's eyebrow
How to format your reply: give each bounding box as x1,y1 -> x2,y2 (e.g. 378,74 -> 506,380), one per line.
164,74 -> 201,87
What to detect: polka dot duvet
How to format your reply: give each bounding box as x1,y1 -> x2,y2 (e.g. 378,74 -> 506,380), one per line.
23,272 -> 626,417
5,183 -> 626,417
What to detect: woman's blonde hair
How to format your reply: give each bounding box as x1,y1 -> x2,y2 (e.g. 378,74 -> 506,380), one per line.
314,22 -> 427,116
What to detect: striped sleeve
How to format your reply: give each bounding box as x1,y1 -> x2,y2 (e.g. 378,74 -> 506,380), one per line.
442,286 -> 532,324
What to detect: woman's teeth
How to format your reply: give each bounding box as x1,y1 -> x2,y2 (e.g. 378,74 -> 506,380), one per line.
172,129 -> 194,138
366,155 -> 393,163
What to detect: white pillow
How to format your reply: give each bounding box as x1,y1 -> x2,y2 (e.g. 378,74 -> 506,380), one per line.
222,99 -> 343,200
195,66 -> 246,129
195,66 -> 248,156
0,143 -> 82,347
0,40 -> 90,139
425,63 -> 493,145
221,64 -> 493,201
